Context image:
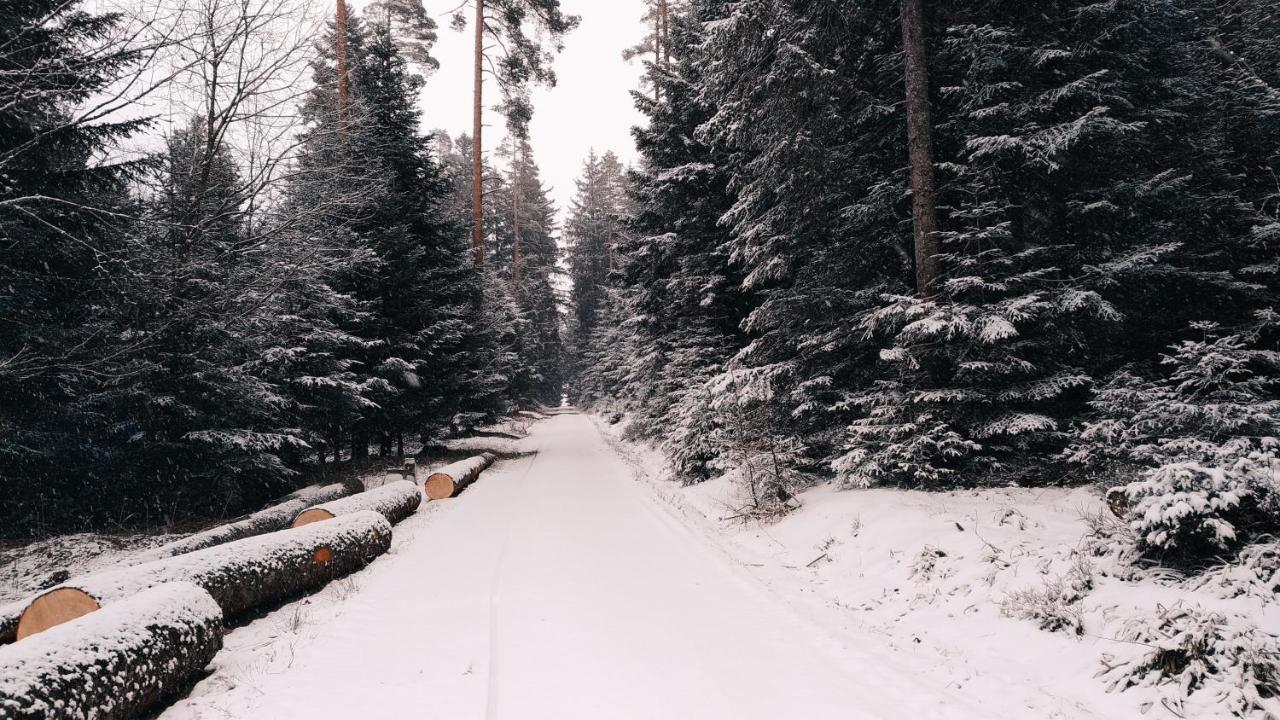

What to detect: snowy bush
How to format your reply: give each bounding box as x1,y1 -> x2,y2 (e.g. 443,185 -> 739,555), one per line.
1075,320 -> 1280,567
835,380 -> 983,488
1001,557 -> 1093,636
707,368 -> 811,516
662,381 -> 724,483
1185,541 -> 1280,603
1123,461 -> 1271,563
1100,603 -> 1280,718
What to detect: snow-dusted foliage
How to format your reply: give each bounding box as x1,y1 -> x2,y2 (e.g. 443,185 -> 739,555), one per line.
572,0 -> 1280,505
0,582 -> 223,719
1000,557 -> 1093,636
1100,603 -> 1280,718
1123,462 -> 1271,561
1,1 -> 548,537
1075,319 -> 1280,565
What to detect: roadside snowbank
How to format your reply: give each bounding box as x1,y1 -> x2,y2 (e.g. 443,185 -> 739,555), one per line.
597,417 -> 1280,720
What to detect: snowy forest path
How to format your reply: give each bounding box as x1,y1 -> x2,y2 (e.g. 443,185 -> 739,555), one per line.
162,413 -> 994,720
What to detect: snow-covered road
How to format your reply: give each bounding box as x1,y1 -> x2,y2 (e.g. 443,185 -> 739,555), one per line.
163,413 -> 995,719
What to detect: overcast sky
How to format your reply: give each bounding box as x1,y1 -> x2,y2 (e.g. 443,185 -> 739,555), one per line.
413,0 -> 649,220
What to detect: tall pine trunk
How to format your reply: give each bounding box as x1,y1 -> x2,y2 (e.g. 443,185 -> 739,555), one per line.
471,0 -> 486,266
653,2 -> 662,102
336,0 -> 350,132
659,0 -> 670,65
901,0 -> 941,298
512,159 -> 523,292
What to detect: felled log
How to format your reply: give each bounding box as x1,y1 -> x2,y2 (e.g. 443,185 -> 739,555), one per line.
10,511 -> 391,640
0,482 -> 362,645
293,480 -> 422,527
425,453 -> 497,500
0,582 -> 223,720
130,482 -> 357,564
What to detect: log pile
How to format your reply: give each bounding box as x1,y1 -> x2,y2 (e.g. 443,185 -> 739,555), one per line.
0,582 -> 223,720
424,453 -> 497,500
0,482 -> 359,644
6,511 -> 392,641
293,480 -> 422,528
130,482 -> 357,564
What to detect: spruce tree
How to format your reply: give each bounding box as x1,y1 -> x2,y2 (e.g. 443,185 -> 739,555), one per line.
0,0 -> 150,531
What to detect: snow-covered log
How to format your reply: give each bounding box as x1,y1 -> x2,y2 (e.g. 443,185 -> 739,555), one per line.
130,482 -> 357,565
10,511 -> 392,640
425,453 -> 497,500
0,484 -> 364,644
0,582 -> 223,720
293,481 -> 422,527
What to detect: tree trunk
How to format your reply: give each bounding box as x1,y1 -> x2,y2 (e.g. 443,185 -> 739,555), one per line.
352,425 -> 370,461
659,0 -> 670,65
653,4 -> 662,102
292,480 -> 421,528
0,583 -> 223,720
424,453 -> 498,500
6,512 -> 392,643
336,0 -> 350,133
512,153 -> 523,292
901,0 -> 942,298
471,0 -> 487,266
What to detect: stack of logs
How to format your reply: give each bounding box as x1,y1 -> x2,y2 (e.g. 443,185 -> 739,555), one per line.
0,449 -> 504,719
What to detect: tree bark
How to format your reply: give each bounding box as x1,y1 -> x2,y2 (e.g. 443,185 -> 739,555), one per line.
132,482 -> 357,564
292,480 -> 421,527
659,0 -> 670,65
511,151 -> 523,291
901,0 -> 942,298
0,583 -> 223,720
471,0 -> 487,266
653,3 -> 663,103
336,0 -> 350,134
424,453 -> 498,500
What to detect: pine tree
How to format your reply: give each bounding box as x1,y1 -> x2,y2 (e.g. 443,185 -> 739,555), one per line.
458,0 -> 579,265
496,138 -> 565,405
341,19 -> 479,451
699,0 -> 909,474
565,150 -> 629,403
608,0 -> 746,480
0,0 -> 151,531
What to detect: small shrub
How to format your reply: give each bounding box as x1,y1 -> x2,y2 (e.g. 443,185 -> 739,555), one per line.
910,545 -> 948,581
1100,603 -> 1280,718
1185,541 -> 1280,603
1124,461 -> 1266,564
1002,557 -> 1093,636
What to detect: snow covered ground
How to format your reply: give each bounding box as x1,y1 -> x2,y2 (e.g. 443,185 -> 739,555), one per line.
87,410 -> 1263,720
598,419 -> 1280,720
153,412 -> 1028,719
0,533 -> 182,604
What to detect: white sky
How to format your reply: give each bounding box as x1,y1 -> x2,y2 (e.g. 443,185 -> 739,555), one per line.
413,0 -> 649,220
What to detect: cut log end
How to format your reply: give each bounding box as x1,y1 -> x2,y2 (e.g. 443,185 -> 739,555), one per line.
313,546 -> 334,565
16,588 -> 100,641
424,474 -> 457,501
293,508 -> 337,528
